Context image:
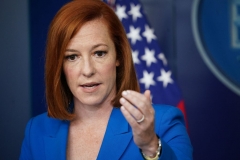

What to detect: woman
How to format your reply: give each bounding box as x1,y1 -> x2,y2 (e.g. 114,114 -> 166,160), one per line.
20,0 -> 192,159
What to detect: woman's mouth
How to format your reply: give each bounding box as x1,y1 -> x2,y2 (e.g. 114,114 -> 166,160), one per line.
82,83 -> 99,88
80,82 -> 101,92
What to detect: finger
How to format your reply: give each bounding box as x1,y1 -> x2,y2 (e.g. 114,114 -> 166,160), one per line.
120,97 -> 143,121
143,90 -> 154,116
120,106 -> 140,128
122,90 -> 151,113
144,90 -> 151,101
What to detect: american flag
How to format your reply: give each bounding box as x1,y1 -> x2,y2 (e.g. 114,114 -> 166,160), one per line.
103,0 -> 187,124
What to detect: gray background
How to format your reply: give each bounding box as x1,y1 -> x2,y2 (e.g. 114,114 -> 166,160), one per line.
0,0 -> 31,159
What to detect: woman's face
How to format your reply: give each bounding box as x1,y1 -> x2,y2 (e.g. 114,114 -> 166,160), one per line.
63,19 -> 119,108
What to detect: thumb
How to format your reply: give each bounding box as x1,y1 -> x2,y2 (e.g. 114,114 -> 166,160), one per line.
144,90 -> 151,101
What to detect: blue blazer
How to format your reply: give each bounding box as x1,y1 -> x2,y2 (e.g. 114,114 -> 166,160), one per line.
20,105 -> 192,160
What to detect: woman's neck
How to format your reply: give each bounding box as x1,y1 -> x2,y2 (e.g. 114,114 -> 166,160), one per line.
71,100 -> 113,125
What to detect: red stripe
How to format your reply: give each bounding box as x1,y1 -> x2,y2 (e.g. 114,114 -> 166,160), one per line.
177,100 -> 188,129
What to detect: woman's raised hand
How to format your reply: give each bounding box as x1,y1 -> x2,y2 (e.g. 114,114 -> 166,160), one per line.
120,90 -> 159,156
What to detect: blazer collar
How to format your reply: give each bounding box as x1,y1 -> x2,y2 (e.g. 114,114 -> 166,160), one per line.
44,119 -> 69,160
97,107 -> 133,160
43,107 -> 132,160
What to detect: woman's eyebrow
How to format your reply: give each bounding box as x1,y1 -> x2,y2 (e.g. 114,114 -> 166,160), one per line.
65,44 -> 108,53
91,44 -> 108,50
65,49 -> 78,52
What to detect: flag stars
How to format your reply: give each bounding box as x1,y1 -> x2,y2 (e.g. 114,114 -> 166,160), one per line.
158,53 -> 168,66
141,47 -> 157,67
142,25 -> 156,43
115,5 -> 128,21
132,50 -> 140,64
140,70 -> 156,89
157,69 -> 173,88
128,3 -> 142,21
127,25 -> 142,45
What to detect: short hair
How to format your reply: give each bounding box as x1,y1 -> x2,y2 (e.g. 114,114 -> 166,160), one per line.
45,0 -> 140,120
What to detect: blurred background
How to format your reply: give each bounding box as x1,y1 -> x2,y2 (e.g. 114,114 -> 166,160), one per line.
0,0 -> 240,159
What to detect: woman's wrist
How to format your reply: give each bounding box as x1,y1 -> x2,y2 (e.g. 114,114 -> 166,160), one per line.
141,135 -> 161,159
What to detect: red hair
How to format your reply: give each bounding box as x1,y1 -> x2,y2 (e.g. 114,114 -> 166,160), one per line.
45,0 -> 139,120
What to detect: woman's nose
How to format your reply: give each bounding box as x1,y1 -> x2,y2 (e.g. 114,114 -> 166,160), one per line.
81,57 -> 95,77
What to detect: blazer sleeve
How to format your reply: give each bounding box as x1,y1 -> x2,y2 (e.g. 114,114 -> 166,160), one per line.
19,118 -> 33,160
154,105 -> 193,160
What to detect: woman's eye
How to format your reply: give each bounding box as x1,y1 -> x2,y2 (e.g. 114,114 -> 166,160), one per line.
66,55 -> 77,61
95,51 -> 106,57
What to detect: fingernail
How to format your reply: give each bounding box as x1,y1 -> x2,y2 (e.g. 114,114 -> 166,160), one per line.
120,106 -> 125,110
120,98 -> 125,103
122,91 -> 128,96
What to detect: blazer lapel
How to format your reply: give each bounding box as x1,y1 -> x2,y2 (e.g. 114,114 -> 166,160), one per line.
97,107 -> 133,160
42,108 -> 132,160
44,120 -> 70,160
